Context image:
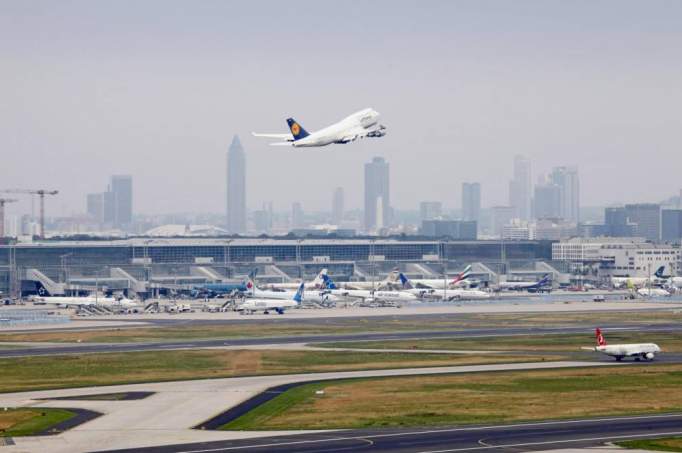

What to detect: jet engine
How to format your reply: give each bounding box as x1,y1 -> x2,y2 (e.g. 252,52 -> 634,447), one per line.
645,352 -> 655,360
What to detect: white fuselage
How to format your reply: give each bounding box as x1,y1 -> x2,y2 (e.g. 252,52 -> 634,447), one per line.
592,343 -> 661,360
249,287 -> 338,304
292,109 -> 385,147
327,289 -> 417,302
637,287 -> 670,297
433,289 -> 491,301
239,299 -> 298,314
38,296 -> 139,308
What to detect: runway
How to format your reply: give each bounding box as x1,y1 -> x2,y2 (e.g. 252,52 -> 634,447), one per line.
102,413 -> 682,452
2,322 -> 682,358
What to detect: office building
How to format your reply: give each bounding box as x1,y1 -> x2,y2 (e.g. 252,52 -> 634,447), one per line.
226,135 -> 246,234
110,175 -> 133,227
550,166 -> 580,223
421,220 -> 477,239
624,203 -> 661,242
533,183 -> 561,219
509,155 -> 531,220
419,201 -> 442,222
86,193 -> 103,222
604,207 -> 635,237
332,187 -> 344,225
662,209 -> 682,242
364,157 -> 390,231
462,182 -> 481,222
491,206 -> 517,238
291,202 -> 305,229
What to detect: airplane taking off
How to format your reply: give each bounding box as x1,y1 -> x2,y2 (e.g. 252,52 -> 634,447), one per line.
582,328 -> 660,361
252,108 -> 386,147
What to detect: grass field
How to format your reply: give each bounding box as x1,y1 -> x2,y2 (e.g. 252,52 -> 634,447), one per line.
618,437 -> 682,452
318,331 -> 682,353
221,364 -> 682,430
0,408 -> 75,436
0,349 -> 562,394
1,310 -> 681,344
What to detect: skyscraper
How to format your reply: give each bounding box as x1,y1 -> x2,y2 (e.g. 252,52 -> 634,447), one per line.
509,155 -> 531,220
550,166 -> 580,223
364,157 -> 390,231
332,187 -> 344,225
110,175 -> 133,227
604,207 -> 635,237
226,135 -> 246,234
491,206 -> 517,238
419,201 -> 442,221
291,202 -> 304,229
625,203 -> 661,242
462,182 -> 481,222
533,183 -> 561,219
662,210 -> 682,242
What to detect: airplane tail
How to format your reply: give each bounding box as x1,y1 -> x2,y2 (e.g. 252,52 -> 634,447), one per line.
322,274 -> 338,290
312,269 -> 328,289
538,274 -> 551,286
293,282 -> 305,303
286,118 -> 310,140
398,272 -> 414,289
654,266 -> 666,278
596,328 -> 607,346
451,265 -> 472,285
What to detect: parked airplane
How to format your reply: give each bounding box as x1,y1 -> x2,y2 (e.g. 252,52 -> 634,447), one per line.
191,271 -> 256,297
252,108 -> 386,147
653,266 -> 682,288
637,287 -> 671,297
397,272 -> 489,300
582,328 -> 660,361
247,277 -> 338,305
497,274 -> 552,291
238,282 -> 303,314
393,265 -> 474,290
37,295 -> 140,309
611,266 -> 667,289
322,275 -> 417,303
265,269 -> 329,290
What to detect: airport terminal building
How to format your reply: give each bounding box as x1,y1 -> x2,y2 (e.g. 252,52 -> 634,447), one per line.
0,237 -> 554,297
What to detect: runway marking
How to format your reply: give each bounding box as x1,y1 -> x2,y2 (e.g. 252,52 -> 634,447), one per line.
173,413 -> 682,452
419,430 -> 682,452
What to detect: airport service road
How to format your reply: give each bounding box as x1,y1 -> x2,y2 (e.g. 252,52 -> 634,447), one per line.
102,413 -> 682,453
2,322 -> 682,358
0,361 -> 619,453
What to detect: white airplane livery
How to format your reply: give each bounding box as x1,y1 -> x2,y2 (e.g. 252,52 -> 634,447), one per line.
239,282 -> 304,314
582,328 -> 661,361
252,108 -> 386,147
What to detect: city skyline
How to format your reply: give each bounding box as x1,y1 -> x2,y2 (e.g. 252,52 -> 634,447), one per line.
3,1 -> 682,219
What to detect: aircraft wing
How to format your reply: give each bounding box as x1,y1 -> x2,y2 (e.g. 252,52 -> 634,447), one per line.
269,142 -> 293,147
252,132 -> 294,140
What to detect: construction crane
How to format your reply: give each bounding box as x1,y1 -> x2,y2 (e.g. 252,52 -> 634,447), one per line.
0,198 -> 18,238
0,189 -> 58,239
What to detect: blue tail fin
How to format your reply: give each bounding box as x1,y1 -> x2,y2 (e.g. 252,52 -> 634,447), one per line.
655,266 -> 666,278
293,282 -> 304,303
286,118 -> 310,140
398,273 -> 413,289
322,274 -> 337,290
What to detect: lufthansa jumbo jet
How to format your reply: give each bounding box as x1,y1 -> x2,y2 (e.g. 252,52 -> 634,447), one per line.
252,108 -> 386,147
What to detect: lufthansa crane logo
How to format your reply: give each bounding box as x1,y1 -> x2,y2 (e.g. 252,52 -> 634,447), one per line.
291,123 -> 301,135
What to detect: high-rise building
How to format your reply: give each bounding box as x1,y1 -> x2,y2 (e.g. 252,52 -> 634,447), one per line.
604,207 -> 635,237
662,210 -> 682,242
550,166 -> 580,222
110,175 -> 133,227
533,183 -> 561,219
491,206 -> 517,238
421,220 -> 477,239
462,182 -> 481,222
509,155 -> 531,220
102,190 -> 115,225
226,135 -> 246,234
419,201 -> 442,222
86,193 -> 104,222
291,202 -> 304,229
332,187 -> 344,225
364,157 -> 390,231
625,203 -> 661,242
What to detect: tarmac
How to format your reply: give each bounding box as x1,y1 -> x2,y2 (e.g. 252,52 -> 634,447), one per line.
0,360 -> 623,453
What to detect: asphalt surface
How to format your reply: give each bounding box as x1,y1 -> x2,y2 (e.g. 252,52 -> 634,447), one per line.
101,413 -> 682,452
2,323 -> 682,358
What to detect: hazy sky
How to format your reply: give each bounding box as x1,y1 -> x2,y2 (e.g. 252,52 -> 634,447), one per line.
2,0 -> 682,218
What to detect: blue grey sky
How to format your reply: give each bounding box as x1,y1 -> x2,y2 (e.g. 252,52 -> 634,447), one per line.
2,0 -> 681,216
